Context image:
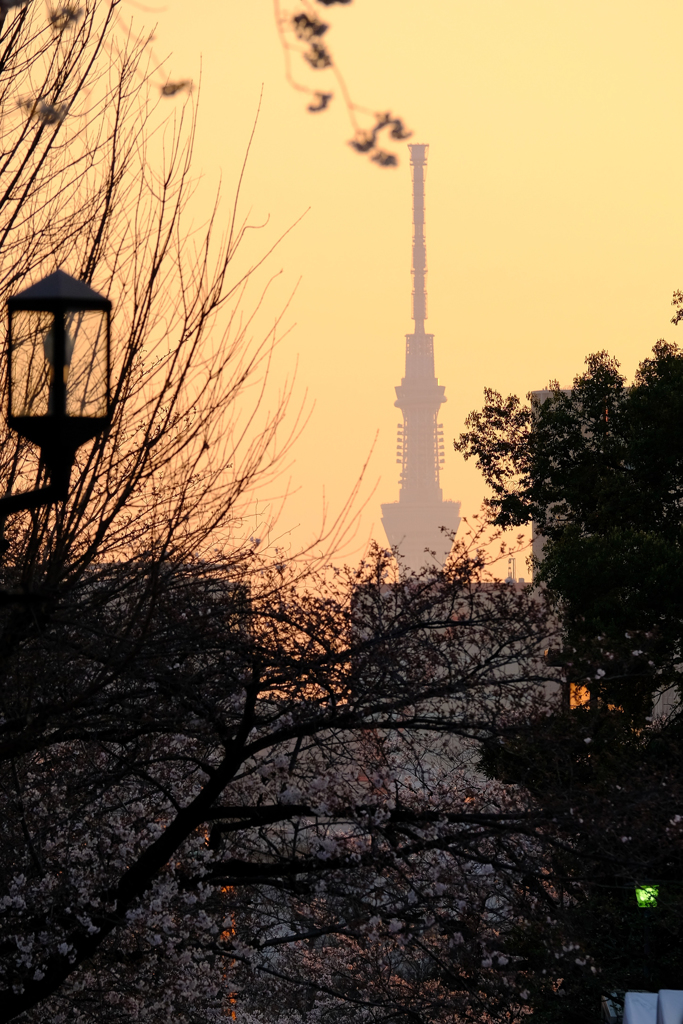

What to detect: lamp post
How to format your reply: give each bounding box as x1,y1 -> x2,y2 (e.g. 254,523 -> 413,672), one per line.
1,269 -> 111,538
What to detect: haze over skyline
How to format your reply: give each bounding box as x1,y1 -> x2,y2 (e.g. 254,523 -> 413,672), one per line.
139,0 -> 683,564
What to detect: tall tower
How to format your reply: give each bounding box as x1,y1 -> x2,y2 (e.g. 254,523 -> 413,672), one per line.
381,144 -> 461,572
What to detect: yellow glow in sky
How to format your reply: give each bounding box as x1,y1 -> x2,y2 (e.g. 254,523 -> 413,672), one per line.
138,0 -> 683,563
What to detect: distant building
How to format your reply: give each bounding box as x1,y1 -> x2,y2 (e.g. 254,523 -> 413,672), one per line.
381,144 -> 461,573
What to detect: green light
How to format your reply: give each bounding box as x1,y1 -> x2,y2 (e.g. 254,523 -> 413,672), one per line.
635,885 -> 659,908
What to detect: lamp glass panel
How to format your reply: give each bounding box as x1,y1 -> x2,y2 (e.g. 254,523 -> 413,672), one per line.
64,309 -> 108,418
10,310 -> 53,417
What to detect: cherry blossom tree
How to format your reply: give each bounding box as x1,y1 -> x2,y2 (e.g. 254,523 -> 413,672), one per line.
272,0 -> 413,168
0,541 -> 560,1023
0,0 -> 310,580
0,4 -> 574,1022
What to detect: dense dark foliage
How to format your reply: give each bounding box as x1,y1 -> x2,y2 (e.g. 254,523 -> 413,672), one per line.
456,341 -> 683,718
479,704 -> 683,1020
459,338 -> 683,1017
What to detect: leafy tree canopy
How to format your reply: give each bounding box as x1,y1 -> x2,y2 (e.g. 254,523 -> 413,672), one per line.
458,338 -> 683,1014
455,340 -> 683,717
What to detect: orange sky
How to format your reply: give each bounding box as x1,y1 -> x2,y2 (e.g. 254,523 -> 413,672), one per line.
137,0 -> 683,566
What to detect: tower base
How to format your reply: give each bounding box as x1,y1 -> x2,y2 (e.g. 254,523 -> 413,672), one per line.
381,499 -> 461,574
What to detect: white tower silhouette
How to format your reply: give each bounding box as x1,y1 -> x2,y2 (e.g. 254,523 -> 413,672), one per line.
381,144 -> 461,572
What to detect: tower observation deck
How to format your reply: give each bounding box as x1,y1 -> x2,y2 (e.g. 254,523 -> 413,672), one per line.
381,144 -> 461,572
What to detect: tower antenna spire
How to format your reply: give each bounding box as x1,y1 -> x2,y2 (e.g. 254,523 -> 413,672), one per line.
410,143 -> 428,335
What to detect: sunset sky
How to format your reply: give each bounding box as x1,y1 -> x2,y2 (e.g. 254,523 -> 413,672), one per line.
139,0 -> 683,566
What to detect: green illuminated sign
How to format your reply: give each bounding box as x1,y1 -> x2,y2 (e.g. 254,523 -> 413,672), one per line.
635,885 -> 659,908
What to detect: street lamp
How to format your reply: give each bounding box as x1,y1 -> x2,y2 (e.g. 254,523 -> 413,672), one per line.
2,269 -> 111,522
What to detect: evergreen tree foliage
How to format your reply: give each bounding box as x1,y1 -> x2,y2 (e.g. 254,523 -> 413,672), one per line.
456,341 -> 683,718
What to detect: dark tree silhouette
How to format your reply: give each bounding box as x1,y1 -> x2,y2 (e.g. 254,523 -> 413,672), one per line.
455,343 -> 683,720
456,341 -> 683,1017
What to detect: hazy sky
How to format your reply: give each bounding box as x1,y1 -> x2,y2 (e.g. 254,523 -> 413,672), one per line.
138,0 -> 683,564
